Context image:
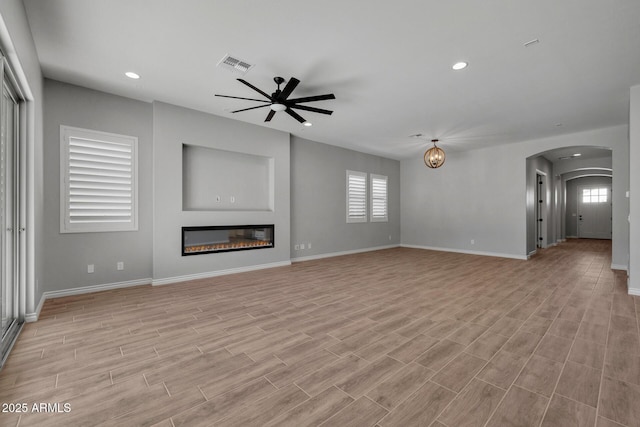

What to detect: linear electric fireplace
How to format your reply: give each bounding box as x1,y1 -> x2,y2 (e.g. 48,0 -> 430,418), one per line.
182,225 -> 274,256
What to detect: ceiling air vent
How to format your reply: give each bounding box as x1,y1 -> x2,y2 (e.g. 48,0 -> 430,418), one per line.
217,54 -> 254,75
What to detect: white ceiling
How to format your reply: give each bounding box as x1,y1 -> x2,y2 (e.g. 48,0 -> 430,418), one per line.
22,0 -> 640,159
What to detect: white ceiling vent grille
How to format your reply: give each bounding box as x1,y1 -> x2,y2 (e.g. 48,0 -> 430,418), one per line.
217,54 -> 254,75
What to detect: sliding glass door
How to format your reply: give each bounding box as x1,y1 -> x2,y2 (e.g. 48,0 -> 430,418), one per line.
0,55 -> 21,366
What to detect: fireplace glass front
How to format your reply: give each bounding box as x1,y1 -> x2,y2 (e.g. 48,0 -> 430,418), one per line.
182,225 -> 274,256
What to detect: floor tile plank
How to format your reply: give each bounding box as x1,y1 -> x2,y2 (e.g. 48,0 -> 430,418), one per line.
486,386 -> 548,427
437,378 -> 505,427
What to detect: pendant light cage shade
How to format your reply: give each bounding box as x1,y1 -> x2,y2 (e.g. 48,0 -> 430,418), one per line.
424,140 -> 446,168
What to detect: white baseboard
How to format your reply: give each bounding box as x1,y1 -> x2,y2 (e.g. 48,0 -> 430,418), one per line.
566,235 -> 578,239
527,250 -> 537,259
45,278 -> 152,298
611,264 -> 628,272
25,293 -> 46,323
401,244 -> 528,261
628,288 -> 640,296
151,261 -> 291,286
25,277 -> 152,322
291,245 -> 400,263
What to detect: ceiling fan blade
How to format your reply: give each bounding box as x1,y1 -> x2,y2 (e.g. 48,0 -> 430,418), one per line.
286,93 -> 336,104
289,104 -> 333,115
278,77 -> 300,101
265,110 -> 276,122
215,94 -> 271,103
237,79 -> 273,100
231,104 -> 271,113
285,108 -> 306,124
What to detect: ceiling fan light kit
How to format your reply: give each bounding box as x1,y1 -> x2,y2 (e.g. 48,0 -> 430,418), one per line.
215,76 -> 335,125
424,139 -> 446,168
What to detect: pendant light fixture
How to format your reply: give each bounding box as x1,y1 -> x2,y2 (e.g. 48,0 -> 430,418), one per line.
424,139 -> 446,168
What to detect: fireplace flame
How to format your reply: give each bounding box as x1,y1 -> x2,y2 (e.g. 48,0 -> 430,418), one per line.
184,239 -> 272,253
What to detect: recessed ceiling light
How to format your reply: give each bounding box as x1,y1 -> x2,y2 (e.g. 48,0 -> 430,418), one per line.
573,153 -> 581,157
452,62 -> 468,70
125,72 -> 140,79
303,121 -> 312,127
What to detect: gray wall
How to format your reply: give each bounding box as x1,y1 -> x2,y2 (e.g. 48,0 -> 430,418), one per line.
43,80 -> 153,291
401,125 -> 629,266
182,145 -> 273,211
290,136 -> 400,259
41,84 -> 400,290
402,147 -> 526,258
152,102 -> 290,282
565,176 -> 612,238
41,85 -> 401,289
0,0 -> 44,314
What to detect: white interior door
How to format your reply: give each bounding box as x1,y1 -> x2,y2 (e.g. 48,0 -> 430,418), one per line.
536,173 -> 547,248
577,185 -> 612,239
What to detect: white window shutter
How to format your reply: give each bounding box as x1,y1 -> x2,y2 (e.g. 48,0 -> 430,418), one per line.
371,174 -> 388,222
346,170 -> 367,223
61,126 -> 138,233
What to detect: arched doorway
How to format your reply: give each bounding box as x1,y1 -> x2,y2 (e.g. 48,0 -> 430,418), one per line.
526,146 -> 612,257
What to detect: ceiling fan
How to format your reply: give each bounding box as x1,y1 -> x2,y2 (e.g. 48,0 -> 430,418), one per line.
215,76 -> 335,125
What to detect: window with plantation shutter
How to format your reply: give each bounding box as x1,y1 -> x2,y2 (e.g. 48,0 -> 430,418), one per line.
60,126 -> 138,233
371,174 -> 388,222
346,170 -> 367,223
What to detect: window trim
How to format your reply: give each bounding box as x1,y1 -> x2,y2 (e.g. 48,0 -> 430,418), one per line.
346,170 -> 367,223
370,173 -> 388,222
60,125 -> 139,233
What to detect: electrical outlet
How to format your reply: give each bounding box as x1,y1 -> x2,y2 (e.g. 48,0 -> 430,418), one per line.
88,264 -> 95,274
216,195 -> 221,202
294,244 -> 300,250
471,239 -> 475,245
300,243 -> 305,250
308,242 -> 312,249
117,262 -> 124,271
389,235 -> 392,240
230,196 -> 235,203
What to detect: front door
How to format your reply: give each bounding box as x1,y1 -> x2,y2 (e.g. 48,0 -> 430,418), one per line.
577,185 -> 612,239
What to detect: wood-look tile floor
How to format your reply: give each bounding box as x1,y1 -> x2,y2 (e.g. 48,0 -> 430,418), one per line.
1,239 -> 637,427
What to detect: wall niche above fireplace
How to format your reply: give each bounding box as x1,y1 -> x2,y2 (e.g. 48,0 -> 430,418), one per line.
182,225 -> 274,256
182,144 -> 274,212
